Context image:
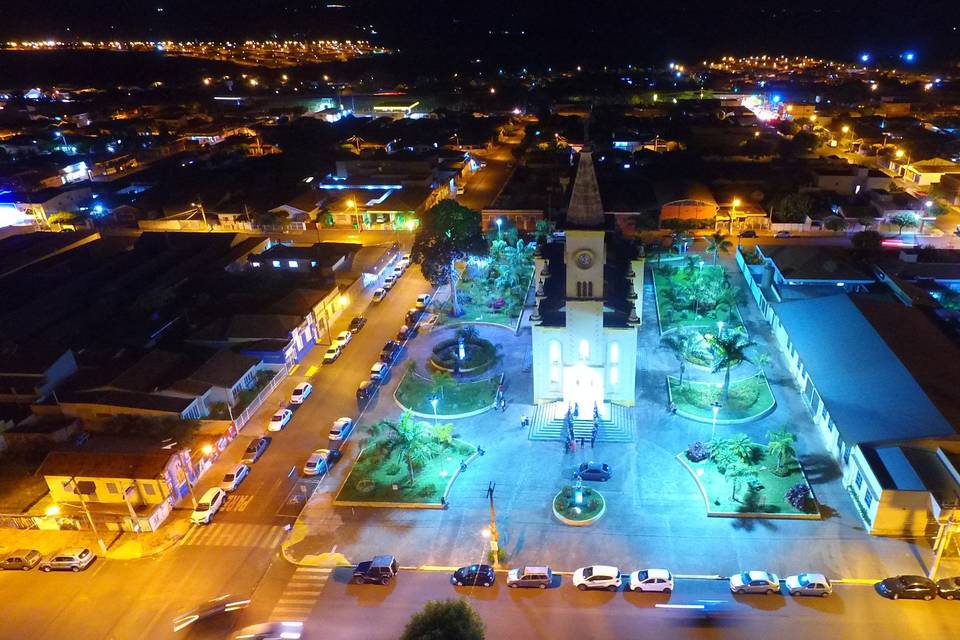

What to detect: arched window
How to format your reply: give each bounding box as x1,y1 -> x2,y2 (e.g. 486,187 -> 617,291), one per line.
549,340 -> 561,364
587,281 -> 594,297
579,339 -> 590,361
609,342 -> 619,364
576,282 -> 583,298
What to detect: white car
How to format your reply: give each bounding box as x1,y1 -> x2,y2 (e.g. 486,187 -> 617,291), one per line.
383,275 -> 397,290
268,408 -> 293,431
370,361 -> 390,382
335,331 -> 352,348
629,568 -> 674,593
290,382 -> 312,404
572,565 -> 621,591
190,488 -> 226,525
220,464 -> 250,492
328,417 -> 353,441
784,573 -> 832,597
730,570 -> 780,595
322,345 -> 342,364
372,288 -> 387,303
303,448 -> 337,476
415,294 -> 431,310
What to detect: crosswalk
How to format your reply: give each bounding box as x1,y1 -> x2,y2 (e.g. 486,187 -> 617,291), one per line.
179,522 -> 285,548
268,566 -> 334,621
223,494 -> 254,512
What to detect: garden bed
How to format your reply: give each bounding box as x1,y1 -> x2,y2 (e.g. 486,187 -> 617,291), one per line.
678,448 -> 819,518
335,436 -> 476,505
651,263 -> 743,334
436,273 -> 531,328
552,485 -> 606,526
668,372 -> 775,423
395,372 -> 499,415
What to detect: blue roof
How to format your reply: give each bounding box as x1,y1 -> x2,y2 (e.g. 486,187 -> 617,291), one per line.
775,295 -> 956,446
875,446 -> 926,490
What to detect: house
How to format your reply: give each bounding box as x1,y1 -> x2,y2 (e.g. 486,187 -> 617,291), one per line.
901,157 -> 960,186
184,350 -> 261,407
937,173 -> 960,205
752,245 -> 875,301
248,242 -> 358,275
190,314 -> 316,365
55,388 -> 207,422
1,185 -> 92,226
269,190 -> 319,222
813,165 -> 891,195
37,448 -> 189,532
0,348 -> 79,403
867,189 -> 924,221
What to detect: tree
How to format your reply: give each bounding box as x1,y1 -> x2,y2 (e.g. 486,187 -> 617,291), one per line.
385,411 -> 442,484
889,212 -> 919,236
766,428 -> 798,473
533,219 -> 555,245
851,230 -> 882,253
661,331 -> 698,386
727,433 -> 757,464
710,330 -> 755,402
411,200 -> 485,317
857,216 -> 875,230
253,209 -> 289,227
705,232 -> 732,266
823,216 -> 848,232
724,460 -> 753,502
400,598 -> 485,640
776,193 -> 815,223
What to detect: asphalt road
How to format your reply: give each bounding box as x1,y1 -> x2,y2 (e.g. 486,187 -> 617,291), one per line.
283,570 -> 960,640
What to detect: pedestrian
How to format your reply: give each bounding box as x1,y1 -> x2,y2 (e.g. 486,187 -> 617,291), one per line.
591,425 -> 598,449
569,438 -> 577,453
573,402 -> 579,418
521,415 -> 530,429
579,436 -> 586,449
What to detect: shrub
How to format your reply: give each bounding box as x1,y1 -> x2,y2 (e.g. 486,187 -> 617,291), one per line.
418,484 -> 437,498
686,441 -> 709,462
385,463 -> 402,477
561,486 -> 573,498
785,483 -> 811,510
587,498 -> 600,512
487,548 -> 508,564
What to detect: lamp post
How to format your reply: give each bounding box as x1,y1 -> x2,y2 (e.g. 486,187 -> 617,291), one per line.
730,198 -> 741,234
431,397 -> 439,427
496,217 -> 503,240
717,320 -> 725,339
710,401 -> 722,441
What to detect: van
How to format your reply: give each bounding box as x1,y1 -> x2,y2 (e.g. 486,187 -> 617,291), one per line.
191,487 -> 226,525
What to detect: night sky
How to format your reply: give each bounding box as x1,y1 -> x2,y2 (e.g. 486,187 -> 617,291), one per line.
1,1 -> 959,66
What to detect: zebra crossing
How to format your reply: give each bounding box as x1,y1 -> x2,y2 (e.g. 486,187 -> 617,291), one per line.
268,566 -> 334,621
179,522 -> 285,548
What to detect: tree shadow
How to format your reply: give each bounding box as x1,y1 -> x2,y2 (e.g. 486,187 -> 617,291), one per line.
798,453 -> 842,484
729,516 -> 779,533
817,503 -> 840,520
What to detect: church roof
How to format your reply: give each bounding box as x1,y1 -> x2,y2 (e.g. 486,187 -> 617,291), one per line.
565,150 -> 605,229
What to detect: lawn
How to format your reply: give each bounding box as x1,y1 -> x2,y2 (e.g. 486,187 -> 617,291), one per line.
669,372 -> 775,422
436,273 -> 531,327
335,437 -> 476,505
684,449 -> 818,516
652,263 -> 743,334
395,371 -> 499,415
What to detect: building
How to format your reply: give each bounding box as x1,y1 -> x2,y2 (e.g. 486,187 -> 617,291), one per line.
813,165 -> 891,195
655,181 -> 718,225
531,149 -> 643,410
0,185 -> 92,226
901,157 -> 960,186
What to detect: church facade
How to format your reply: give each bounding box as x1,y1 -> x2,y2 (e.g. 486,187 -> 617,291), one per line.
530,150 -> 644,409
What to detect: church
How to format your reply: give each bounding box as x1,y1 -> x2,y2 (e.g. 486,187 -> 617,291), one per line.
530,148 -> 644,411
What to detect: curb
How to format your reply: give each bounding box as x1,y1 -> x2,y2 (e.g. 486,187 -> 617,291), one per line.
665,374 -> 777,425
551,489 -> 606,527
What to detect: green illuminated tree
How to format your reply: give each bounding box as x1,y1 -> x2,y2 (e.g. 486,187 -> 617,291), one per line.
705,232 -> 733,265
711,330 -> 755,402
766,428 -> 797,473
400,598 -> 485,640
889,212 -> 919,236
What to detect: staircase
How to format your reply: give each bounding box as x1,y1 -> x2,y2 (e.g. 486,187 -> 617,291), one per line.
528,402 -> 634,443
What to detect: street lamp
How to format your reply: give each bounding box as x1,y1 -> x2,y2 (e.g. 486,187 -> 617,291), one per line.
841,125 -> 850,134
45,504 -> 61,517
717,320 -> 725,338
430,397 -> 439,427
496,217 -> 503,239
730,198 -> 741,234
710,401 -> 722,440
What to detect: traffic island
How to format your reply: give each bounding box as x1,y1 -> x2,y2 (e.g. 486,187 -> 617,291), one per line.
551,485 -> 606,526
394,370 -> 499,417
667,372 -> 776,424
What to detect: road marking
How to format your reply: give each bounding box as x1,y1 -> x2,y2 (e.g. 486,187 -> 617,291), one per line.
179,523 -> 284,548
288,364 -> 301,375
268,566 -> 335,622
304,365 -> 319,377
223,494 -> 253,512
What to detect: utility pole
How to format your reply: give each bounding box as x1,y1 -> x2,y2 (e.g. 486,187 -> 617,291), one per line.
69,478 -> 109,554
486,481 -> 500,566
930,501 -> 960,580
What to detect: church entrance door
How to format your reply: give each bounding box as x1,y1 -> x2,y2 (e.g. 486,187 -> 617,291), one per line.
563,363 -> 604,418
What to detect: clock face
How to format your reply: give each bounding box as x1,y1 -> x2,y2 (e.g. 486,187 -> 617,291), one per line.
575,250 -> 594,270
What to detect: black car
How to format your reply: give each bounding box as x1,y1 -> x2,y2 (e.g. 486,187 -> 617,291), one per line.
451,564 -> 496,587
397,325 -> 418,341
356,380 -> 378,407
380,340 -> 402,363
352,555 -> 399,585
937,576 -> 960,600
738,229 -> 757,238
405,308 -> 422,325
242,436 -> 271,464
576,462 -> 612,482
348,315 -> 367,333
875,575 -> 937,600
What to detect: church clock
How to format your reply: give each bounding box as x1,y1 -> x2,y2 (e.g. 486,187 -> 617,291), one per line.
574,250 -> 594,270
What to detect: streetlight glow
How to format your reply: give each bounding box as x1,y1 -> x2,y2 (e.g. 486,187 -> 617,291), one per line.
45,505 -> 61,517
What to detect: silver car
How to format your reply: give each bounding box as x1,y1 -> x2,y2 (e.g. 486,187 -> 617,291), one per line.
784,573 -> 832,597
730,570 -> 780,594
39,547 -> 96,572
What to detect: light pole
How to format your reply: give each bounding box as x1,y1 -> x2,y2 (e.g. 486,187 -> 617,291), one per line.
495,217 -> 503,240
717,320 -> 725,339
710,401 -> 722,441
431,397 -> 439,427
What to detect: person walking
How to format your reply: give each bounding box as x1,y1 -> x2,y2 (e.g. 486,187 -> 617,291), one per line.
591,425 -> 598,449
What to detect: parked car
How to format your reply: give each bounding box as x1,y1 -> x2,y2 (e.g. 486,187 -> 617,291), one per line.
730,570 -> 780,595
352,555 -> 399,585
356,380 -> 378,407
303,448 -> 341,477
370,361 -> 390,382
380,340 -> 402,363
322,345 -> 342,364
0,549 -> 41,571
383,274 -> 397,290
774,230 -> 792,239
268,408 -> 293,432
456,185 -> 466,195
451,564 -> 496,587
372,288 -> 387,303
576,461 -> 612,482
415,294 -> 432,310
220,464 -> 250,492
289,382 -> 312,404
936,576 -> 960,600
335,330 -> 352,349
628,568 -> 674,592
233,621 -> 304,640
572,565 -> 621,591
397,324 -> 417,341
738,229 -> 757,238
405,308 -> 422,325
784,573 -> 832,597
875,575 -> 938,601
329,417 -> 354,442
39,547 -> 96,572
242,436 -> 271,464
507,565 -> 553,589
191,487 -> 227,525
348,315 -> 367,333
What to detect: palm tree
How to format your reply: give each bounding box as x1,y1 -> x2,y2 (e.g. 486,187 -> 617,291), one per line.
766,428 -> 797,473
385,411 -> 441,484
724,460 -> 753,502
727,433 -> 756,464
705,232 -> 733,266
430,370 -> 454,401
661,331 -> 697,386
711,330 -> 756,402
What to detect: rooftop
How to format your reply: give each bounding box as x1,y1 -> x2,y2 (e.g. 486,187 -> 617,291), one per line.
38,450 -> 174,479
757,244 -> 874,282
